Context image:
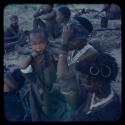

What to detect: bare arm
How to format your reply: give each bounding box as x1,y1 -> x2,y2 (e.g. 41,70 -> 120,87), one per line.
18,51 -> 39,69
57,54 -> 70,79
78,47 -> 97,63
33,6 -> 44,17
40,10 -> 56,20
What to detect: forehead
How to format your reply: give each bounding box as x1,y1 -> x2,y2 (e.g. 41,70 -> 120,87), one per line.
30,34 -> 46,43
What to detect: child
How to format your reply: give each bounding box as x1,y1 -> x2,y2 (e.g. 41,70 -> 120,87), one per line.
33,4 -> 60,39
4,15 -> 19,43
19,30 -> 68,121
4,68 -> 25,121
4,15 -> 27,47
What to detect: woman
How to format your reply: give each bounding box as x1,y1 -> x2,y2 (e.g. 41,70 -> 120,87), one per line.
73,53 -> 121,121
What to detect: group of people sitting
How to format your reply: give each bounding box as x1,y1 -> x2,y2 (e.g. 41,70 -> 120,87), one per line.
4,4 -> 121,121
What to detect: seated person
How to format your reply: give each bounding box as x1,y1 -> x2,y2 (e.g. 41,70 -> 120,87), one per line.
19,30 -> 68,121
4,68 -> 26,121
33,4 -> 60,39
4,15 -> 19,43
4,15 -> 27,46
56,6 -> 93,37
72,53 -> 121,121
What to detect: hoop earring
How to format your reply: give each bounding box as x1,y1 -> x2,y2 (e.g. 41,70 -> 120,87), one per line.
101,65 -> 111,78
89,65 -> 99,76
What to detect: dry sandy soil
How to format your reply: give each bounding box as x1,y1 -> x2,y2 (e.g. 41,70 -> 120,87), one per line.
4,4 -> 121,100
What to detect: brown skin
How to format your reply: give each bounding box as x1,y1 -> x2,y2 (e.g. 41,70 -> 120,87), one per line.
10,17 -> 18,26
8,17 -> 19,36
77,71 -> 111,113
4,73 -> 17,92
78,71 -> 111,98
57,25 -> 97,110
78,72 -> 102,92
68,38 -> 86,50
42,4 -> 53,12
19,34 -> 47,69
30,34 -> 47,54
57,25 -> 97,79
33,4 -> 54,19
56,10 -> 66,24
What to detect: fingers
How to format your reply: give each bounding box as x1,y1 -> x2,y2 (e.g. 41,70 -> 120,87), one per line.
63,24 -> 73,33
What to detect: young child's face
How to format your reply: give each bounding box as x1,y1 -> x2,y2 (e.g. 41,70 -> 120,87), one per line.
30,34 -> 47,54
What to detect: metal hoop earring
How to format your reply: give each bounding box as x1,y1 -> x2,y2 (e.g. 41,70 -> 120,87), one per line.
90,65 -> 99,76
101,65 -> 111,78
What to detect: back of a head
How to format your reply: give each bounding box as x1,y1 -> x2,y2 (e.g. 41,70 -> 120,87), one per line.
58,6 -> 71,19
74,16 -> 93,34
76,53 -> 118,83
94,53 -> 118,81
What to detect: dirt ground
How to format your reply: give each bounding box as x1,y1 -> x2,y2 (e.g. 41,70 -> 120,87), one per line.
3,4 -> 122,100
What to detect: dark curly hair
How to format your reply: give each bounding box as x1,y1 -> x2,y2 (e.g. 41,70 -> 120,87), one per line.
58,6 -> 71,19
76,53 -> 118,83
30,29 -> 49,43
74,16 -> 93,34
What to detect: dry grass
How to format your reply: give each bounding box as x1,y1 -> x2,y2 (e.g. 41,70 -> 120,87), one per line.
4,4 -> 122,98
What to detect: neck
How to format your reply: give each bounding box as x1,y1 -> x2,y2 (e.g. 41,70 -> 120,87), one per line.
95,83 -> 111,99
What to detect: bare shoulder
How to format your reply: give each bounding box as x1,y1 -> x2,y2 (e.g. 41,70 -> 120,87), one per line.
79,46 -> 98,62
